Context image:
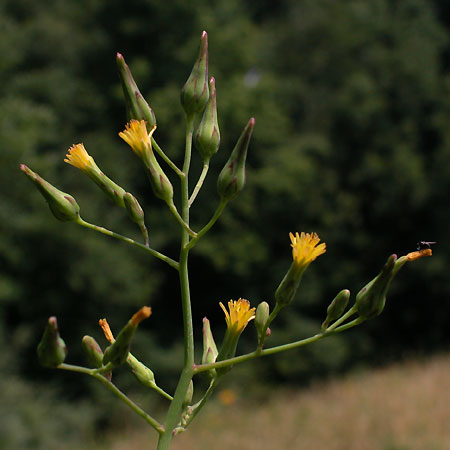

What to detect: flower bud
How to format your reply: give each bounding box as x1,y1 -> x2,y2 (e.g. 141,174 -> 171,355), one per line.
217,118 -> 255,201
194,77 -> 220,162
103,306 -> 151,367
356,255 -> 397,320
183,380 -> 194,408
321,289 -> 350,331
116,52 -> 156,127
82,335 -> 112,380
20,164 -> 80,222
254,301 -> 270,344
181,31 -> 209,116
81,335 -> 104,368
65,144 -> 126,208
123,192 -> 145,226
202,317 -> 218,378
37,317 -> 68,368
127,354 -> 156,389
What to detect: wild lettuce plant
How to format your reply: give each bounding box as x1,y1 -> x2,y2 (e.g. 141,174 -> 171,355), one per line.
21,31 -> 432,450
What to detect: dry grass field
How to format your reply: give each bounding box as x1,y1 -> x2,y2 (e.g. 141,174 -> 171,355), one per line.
103,353 -> 450,450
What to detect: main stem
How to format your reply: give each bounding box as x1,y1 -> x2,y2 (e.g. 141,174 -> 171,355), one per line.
157,115 -> 195,450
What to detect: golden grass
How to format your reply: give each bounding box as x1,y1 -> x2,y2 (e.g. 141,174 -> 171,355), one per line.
106,353 -> 450,450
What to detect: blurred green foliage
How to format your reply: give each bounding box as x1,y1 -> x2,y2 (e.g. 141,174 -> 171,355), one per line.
1,0 -> 450,445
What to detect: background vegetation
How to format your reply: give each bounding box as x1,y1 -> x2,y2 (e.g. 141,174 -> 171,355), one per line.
1,0 -> 449,447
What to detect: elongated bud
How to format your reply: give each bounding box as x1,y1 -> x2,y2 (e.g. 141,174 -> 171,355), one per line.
202,318 -> 218,378
254,301 -> 270,344
356,255 -> 397,320
20,164 -> 80,222
65,144 -> 126,208
127,354 -> 156,388
82,335 -> 112,380
116,52 -> 156,127
194,77 -> 220,162
37,317 -> 67,368
217,118 -> 255,201
103,306 -> 151,367
82,335 -> 104,368
124,192 -> 145,226
321,289 -> 350,331
181,31 -> 209,116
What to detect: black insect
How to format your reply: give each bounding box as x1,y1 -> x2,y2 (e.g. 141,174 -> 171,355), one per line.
416,241 -> 437,251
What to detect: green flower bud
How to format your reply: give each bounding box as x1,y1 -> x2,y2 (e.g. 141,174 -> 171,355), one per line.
124,192 -> 145,226
37,317 -> 68,368
194,77 -> 220,162
356,255 -> 397,320
81,335 -> 104,368
82,335 -> 112,380
321,289 -> 350,331
103,306 -> 151,367
126,354 -> 156,389
202,317 -> 218,378
181,31 -> 209,116
254,301 -> 270,344
217,118 -> 255,201
116,52 -> 156,127
65,144 -> 126,208
20,164 -> 80,222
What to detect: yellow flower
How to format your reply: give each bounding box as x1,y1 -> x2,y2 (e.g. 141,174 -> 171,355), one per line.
290,232 -> 326,268
64,143 -> 96,170
118,119 -> 156,159
220,299 -> 256,334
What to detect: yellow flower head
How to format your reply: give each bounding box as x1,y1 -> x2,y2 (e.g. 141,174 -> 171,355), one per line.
290,232 -> 326,268
64,143 -> 96,170
119,119 -> 156,159
220,299 -> 256,334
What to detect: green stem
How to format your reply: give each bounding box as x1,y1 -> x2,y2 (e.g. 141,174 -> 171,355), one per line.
188,163 -> 209,207
332,316 -> 365,332
76,217 -> 179,270
157,114 -> 196,450
152,136 -> 184,178
193,316 -> 364,375
152,384 -> 174,402
185,199 -> 227,250
167,200 -> 197,237
58,363 -> 164,434
326,305 -> 358,332
184,378 -> 219,428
